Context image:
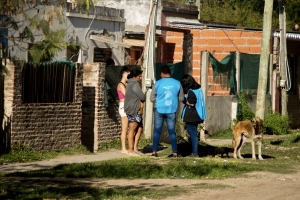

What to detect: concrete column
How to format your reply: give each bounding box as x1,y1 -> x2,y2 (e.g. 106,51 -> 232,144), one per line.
236,52 -> 240,95
200,51 -> 208,142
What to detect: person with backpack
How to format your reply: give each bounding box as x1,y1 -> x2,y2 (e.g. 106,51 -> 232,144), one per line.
180,74 -> 207,157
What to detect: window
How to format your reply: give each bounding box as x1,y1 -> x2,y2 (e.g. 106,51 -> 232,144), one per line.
93,48 -> 111,63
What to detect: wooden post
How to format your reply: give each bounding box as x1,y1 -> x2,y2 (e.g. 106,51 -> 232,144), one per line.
279,4 -> 288,115
236,52 -> 240,96
256,0 -> 274,120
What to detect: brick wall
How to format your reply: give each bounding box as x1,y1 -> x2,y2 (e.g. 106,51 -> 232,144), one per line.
82,63 -> 121,152
8,62 -> 83,151
166,28 -> 262,96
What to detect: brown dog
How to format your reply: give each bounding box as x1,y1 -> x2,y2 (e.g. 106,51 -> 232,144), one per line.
232,117 -> 264,160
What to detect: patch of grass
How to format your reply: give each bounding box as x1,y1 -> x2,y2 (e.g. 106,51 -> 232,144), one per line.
0,143 -> 91,165
209,128 -> 233,139
5,132 -> 300,180
0,178 -> 223,200
0,184 -> 200,200
99,137 -> 153,152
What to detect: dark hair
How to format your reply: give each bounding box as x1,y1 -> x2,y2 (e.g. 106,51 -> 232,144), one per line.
180,74 -> 201,93
127,69 -> 143,79
106,58 -> 115,66
119,66 -> 130,78
160,65 -> 171,75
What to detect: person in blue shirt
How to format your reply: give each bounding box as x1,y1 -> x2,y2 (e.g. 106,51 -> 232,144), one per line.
150,65 -> 184,157
180,74 -> 207,157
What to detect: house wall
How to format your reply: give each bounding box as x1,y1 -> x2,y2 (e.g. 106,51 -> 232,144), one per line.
97,0 -> 162,32
82,63 -> 121,152
65,5 -> 126,65
7,4 -> 126,65
166,29 -> 262,96
6,61 -> 83,151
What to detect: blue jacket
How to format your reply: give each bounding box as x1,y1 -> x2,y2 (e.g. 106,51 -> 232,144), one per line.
150,77 -> 184,114
181,88 -> 206,123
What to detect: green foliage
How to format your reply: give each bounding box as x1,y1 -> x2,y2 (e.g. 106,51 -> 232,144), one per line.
0,143 -> 91,165
210,128 -> 232,139
29,29 -> 67,63
264,108 -> 290,135
236,93 -> 255,122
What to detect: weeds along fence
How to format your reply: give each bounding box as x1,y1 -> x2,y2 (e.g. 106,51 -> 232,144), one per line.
22,61 -> 76,103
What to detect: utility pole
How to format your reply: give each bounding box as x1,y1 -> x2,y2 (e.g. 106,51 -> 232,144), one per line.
195,0 -> 201,20
256,0 -> 274,120
143,0 -> 158,138
279,2 -> 288,115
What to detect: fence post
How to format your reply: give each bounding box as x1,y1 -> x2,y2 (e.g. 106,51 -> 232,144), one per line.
200,51 -> 208,142
236,52 -> 240,96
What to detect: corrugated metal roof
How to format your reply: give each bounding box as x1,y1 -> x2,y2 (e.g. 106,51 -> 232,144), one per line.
273,32 -> 300,40
169,23 -> 204,29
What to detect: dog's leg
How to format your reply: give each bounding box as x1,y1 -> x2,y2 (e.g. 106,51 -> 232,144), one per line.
257,138 -> 263,160
237,134 -> 246,159
251,137 -> 256,160
232,138 -> 239,159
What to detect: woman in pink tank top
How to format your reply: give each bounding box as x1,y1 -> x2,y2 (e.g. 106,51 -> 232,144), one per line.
117,67 -> 131,154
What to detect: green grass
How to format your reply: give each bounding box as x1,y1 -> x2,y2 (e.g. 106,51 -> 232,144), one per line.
209,128 -> 233,139
0,178 -> 229,200
1,131 -> 300,199
0,143 -> 91,165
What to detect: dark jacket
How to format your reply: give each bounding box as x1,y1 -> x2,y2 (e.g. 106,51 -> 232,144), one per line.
124,78 -> 145,116
181,90 -> 203,125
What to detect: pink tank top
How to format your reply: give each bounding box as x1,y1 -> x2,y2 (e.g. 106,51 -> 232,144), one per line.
117,82 -> 126,100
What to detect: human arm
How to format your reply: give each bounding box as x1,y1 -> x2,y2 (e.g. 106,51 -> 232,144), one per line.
185,90 -> 197,106
133,83 -> 146,102
150,84 -> 156,102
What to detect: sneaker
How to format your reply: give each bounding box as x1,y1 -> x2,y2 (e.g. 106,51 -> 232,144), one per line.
151,153 -> 158,157
189,154 -> 199,158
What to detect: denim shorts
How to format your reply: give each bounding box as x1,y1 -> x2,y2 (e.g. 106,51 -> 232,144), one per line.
127,113 -> 142,123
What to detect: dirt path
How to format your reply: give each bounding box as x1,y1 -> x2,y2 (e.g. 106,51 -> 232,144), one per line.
2,170 -> 299,199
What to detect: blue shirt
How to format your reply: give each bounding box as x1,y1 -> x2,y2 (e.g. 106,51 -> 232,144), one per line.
150,77 -> 184,114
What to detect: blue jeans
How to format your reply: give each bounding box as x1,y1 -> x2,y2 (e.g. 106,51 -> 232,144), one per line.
186,124 -> 198,155
152,109 -> 177,153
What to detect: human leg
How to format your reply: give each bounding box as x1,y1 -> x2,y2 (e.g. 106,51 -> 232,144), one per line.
186,124 -> 198,155
152,109 -> 164,154
165,113 -> 177,155
120,116 -> 128,153
128,121 -> 138,154
119,102 -> 128,153
134,121 -> 143,153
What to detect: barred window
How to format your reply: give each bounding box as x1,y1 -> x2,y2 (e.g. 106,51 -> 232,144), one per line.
22,61 -> 76,103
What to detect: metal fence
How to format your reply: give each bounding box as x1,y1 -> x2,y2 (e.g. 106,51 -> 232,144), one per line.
22,61 -> 76,103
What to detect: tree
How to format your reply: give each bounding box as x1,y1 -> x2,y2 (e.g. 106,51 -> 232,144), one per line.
0,0 -> 96,65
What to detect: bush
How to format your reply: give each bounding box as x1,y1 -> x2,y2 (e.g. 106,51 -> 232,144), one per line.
264,108 -> 290,135
236,93 -> 255,122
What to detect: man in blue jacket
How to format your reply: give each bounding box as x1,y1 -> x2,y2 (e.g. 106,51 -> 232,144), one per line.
150,65 -> 184,157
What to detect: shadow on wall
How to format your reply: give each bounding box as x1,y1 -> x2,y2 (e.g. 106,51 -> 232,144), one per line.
166,43 -> 176,63
81,86 -> 96,152
106,101 -> 120,125
0,74 -> 11,155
